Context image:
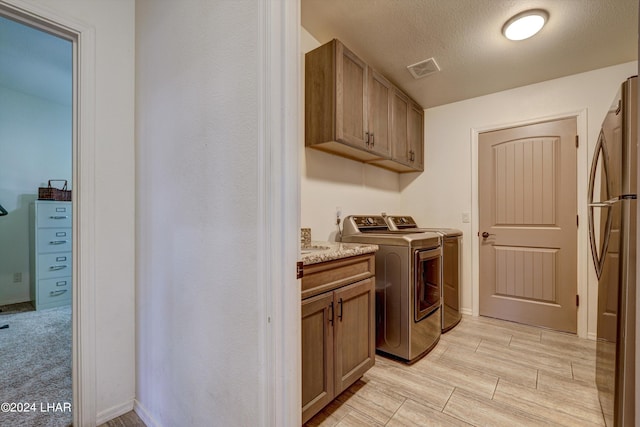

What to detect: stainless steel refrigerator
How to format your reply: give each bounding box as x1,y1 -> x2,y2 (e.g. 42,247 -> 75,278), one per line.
588,75 -> 637,427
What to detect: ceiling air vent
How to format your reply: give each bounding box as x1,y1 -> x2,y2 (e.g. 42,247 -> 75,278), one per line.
407,57 -> 440,79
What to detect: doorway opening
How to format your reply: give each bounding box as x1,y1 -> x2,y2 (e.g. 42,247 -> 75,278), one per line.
0,11 -> 74,426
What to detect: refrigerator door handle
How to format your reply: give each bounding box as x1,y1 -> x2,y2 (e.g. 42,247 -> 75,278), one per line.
588,197 -> 621,207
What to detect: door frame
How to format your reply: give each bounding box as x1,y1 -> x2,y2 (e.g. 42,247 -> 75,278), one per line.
0,0 -> 97,424
471,110 -> 589,338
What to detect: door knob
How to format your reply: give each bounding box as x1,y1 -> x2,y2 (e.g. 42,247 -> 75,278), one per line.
481,232 -> 495,239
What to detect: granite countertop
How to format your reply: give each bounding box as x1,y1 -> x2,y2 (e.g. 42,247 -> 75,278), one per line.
301,241 -> 378,266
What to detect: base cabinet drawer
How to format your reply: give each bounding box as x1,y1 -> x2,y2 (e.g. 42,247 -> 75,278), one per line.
301,257 -> 376,424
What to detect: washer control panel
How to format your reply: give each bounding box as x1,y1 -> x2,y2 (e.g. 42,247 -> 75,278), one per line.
387,216 -> 418,229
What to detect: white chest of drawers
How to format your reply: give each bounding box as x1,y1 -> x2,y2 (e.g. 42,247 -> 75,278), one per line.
30,200 -> 72,310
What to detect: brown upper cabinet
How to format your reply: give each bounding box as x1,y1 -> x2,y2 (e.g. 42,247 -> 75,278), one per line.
305,39 -> 423,172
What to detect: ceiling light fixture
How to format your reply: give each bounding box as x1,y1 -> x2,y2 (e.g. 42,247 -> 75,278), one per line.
502,9 -> 548,41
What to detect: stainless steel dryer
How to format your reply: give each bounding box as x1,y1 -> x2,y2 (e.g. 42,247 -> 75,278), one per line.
385,216 -> 462,332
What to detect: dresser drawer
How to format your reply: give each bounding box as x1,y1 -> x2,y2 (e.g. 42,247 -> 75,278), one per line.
37,277 -> 71,305
36,202 -> 72,228
38,253 -> 72,279
37,228 -> 72,253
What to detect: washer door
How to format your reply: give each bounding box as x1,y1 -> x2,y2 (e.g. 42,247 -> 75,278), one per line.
414,248 -> 441,322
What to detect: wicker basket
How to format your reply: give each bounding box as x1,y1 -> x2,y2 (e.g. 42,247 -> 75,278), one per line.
38,180 -> 72,201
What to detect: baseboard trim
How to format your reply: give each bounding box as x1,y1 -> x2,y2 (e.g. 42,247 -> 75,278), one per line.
134,399 -> 160,427
587,332 -> 597,341
96,399 -> 134,425
460,308 -> 473,316
0,297 -> 31,307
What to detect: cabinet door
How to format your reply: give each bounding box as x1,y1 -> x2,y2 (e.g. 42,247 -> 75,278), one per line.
367,69 -> 392,157
391,89 -> 410,165
335,41 -> 368,149
333,278 -> 375,395
408,101 -> 424,171
302,292 -> 334,424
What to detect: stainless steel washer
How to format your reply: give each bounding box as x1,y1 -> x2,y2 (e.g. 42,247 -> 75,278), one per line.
341,215 -> 441,363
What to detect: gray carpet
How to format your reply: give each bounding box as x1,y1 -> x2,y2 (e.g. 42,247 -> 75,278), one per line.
0,305 -> 72,426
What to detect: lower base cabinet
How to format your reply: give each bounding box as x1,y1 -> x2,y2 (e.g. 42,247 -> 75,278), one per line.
301,254 -> 375,424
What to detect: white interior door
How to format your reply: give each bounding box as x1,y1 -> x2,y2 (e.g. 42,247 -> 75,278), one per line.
478,117 -> 578,333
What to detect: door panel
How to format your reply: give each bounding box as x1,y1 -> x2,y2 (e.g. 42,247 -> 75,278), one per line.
479,118 -> 577,332
408,101 -> 424,170
368,69 -> 391,157
301,292 -> 334,423
335,42 -> 367,148
391,90 -> 409,164
333,278 -> 374,396
494,137 -> 557,225
494,246 -> 557,302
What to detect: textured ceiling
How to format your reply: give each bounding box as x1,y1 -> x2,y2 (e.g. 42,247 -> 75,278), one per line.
1,2 -> 636,110
302,0 -> 638,108
0,15 -> 72,106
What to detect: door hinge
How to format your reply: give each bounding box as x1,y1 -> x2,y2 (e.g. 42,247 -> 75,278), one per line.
296,261 -> 304,279
577,214 -> 579,227
576,294 -> 580,307
575,135 -> 579,148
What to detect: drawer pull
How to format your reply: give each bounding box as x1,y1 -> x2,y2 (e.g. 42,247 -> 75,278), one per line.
50,290 -> 68,297
49,215 -> 69,219
49,240 -> 68,245
49,265 -> 67,271
338,298 -> 343,321
56,281 -> 68,287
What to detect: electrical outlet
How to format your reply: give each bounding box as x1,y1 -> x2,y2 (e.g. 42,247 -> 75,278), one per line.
462,212 -> 470,223
13,272 -> 22,283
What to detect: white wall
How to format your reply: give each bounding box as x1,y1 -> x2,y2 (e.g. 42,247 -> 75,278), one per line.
400,61 -> 637,338
12,0 -> 137,422
300,28 -> 403,241
135,1 -> 267,425
0,85 -> 71,305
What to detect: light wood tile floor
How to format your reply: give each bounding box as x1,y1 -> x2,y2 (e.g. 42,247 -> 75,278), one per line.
306,315 -> 604,427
